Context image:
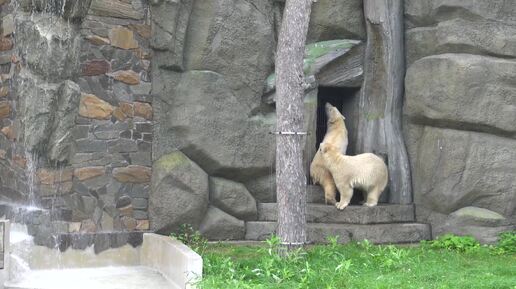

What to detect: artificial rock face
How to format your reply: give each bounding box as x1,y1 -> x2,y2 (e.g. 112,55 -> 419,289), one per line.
404,0 -> 516,242
150,151 -> 209,234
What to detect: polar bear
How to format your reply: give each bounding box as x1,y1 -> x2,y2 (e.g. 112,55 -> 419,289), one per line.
310,103 -> 348,205
319,142 -> 388,210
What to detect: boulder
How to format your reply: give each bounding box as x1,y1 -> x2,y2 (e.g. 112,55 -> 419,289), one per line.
150,151 -> 209,234
244,174 -> 276,203
307,0 -> 365,42
209,177 -> 257,221
406,19 -> 516,65
153,70 -> 275,180
183,0 -> 274,108
199,206 -> 245,240
405,54 -> 516,135
440,207 -> 514,244
411,126 -> 516,217
405,0 -> 516,28
447,207 -> 508,227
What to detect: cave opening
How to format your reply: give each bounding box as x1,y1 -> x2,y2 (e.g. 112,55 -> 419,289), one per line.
316,86 -> 366,205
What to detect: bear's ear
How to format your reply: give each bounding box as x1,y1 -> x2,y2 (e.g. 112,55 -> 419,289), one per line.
341,115 -> 346,120
320,143 -> 328,153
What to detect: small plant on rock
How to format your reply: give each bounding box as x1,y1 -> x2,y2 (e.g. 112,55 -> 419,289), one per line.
170,224 -> 208,255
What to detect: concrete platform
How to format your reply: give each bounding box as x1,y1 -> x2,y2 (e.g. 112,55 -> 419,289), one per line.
258,203 -> 415,224
246,221 -> 431,244
3,228 -> 202,289
4,266 -> 173,289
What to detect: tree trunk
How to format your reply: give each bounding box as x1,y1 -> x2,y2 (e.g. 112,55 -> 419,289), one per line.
357,0 -> 412,204
275,0 -> 313,249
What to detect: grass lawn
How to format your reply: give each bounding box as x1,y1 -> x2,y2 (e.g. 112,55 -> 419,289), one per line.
198,238 -> 516,289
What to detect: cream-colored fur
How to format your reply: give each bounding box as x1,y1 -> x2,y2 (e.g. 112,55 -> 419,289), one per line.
310,103 -> 348,204
319,143 -> 388,210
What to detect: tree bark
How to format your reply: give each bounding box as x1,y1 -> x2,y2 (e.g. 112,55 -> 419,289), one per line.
275,0 -> 313,249
357,0 -> 412,204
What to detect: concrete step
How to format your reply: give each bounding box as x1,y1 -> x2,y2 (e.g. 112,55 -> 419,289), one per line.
258,203 -> 415,224
245,221 -> 431,244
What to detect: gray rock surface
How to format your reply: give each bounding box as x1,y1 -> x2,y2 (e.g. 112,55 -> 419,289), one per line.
19,0 -> 93,21
405,0 -> 516,28
244,174 -> 276,203
307,0 -> 365,42
209,177 -> 257,221
447,207 -> 508,227
150,0 -> 192,70
406,19 -> 516,66
16,15 -> 82,82
405,54 -> 516,135
404,0 -> 516,242
153,70 -> 275,180
258,203 -> 415,224
150,151 -> 209,234
47,80 -> 82,162
16,75 -> 81,162
199,206 -> 245,240
246,222 -> 431,244
437,206 -> 514,244
410,126 -> 515,217
183,0 -> 275,108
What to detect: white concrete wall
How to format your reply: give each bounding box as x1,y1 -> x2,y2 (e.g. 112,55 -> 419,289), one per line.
0,221 -> 10,289
141,234 -> 203,289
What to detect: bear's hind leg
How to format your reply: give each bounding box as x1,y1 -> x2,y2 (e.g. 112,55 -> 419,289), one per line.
319,169 -> 337,205
322,181 -> 337,205
363,186 -> 383,207
336,185 -> 353,210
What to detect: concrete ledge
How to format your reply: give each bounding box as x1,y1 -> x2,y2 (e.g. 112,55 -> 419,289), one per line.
4,228 -> 202,289
0,220 -> 10,289
141,233 -> 202,289
246,221 -> 431,244
258,203 -> 416,224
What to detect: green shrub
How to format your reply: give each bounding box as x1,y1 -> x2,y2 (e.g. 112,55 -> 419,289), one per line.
494,231 -> 516,255
170,224 -> 208,255
424,234 -> 480,252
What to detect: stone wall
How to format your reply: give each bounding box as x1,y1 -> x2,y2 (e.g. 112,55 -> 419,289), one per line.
149,0 -> 365,237
404,0 -> 516,242
0,0 -> 511,245
0,0 -> 153,241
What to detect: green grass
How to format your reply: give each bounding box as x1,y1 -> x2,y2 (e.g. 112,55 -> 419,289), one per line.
197,238 -> 516,289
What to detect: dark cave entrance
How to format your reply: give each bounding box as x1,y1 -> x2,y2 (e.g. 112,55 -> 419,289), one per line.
316,86 -> 366,205
316,86 -> 360,154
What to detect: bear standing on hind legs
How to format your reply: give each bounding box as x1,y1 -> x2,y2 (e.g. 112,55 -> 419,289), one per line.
310,103 -> 348,205
319,142 -> 388,210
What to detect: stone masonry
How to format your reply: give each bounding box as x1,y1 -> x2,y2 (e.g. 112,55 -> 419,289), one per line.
0,0 -> 152,241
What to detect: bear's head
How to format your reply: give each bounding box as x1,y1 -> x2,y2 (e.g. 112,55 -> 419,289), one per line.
319,142 -> 339,155
325,103 -> 346,127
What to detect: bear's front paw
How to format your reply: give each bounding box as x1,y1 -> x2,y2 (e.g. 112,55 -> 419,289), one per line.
363,202 -> 377,207
335,201 -> 349,210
